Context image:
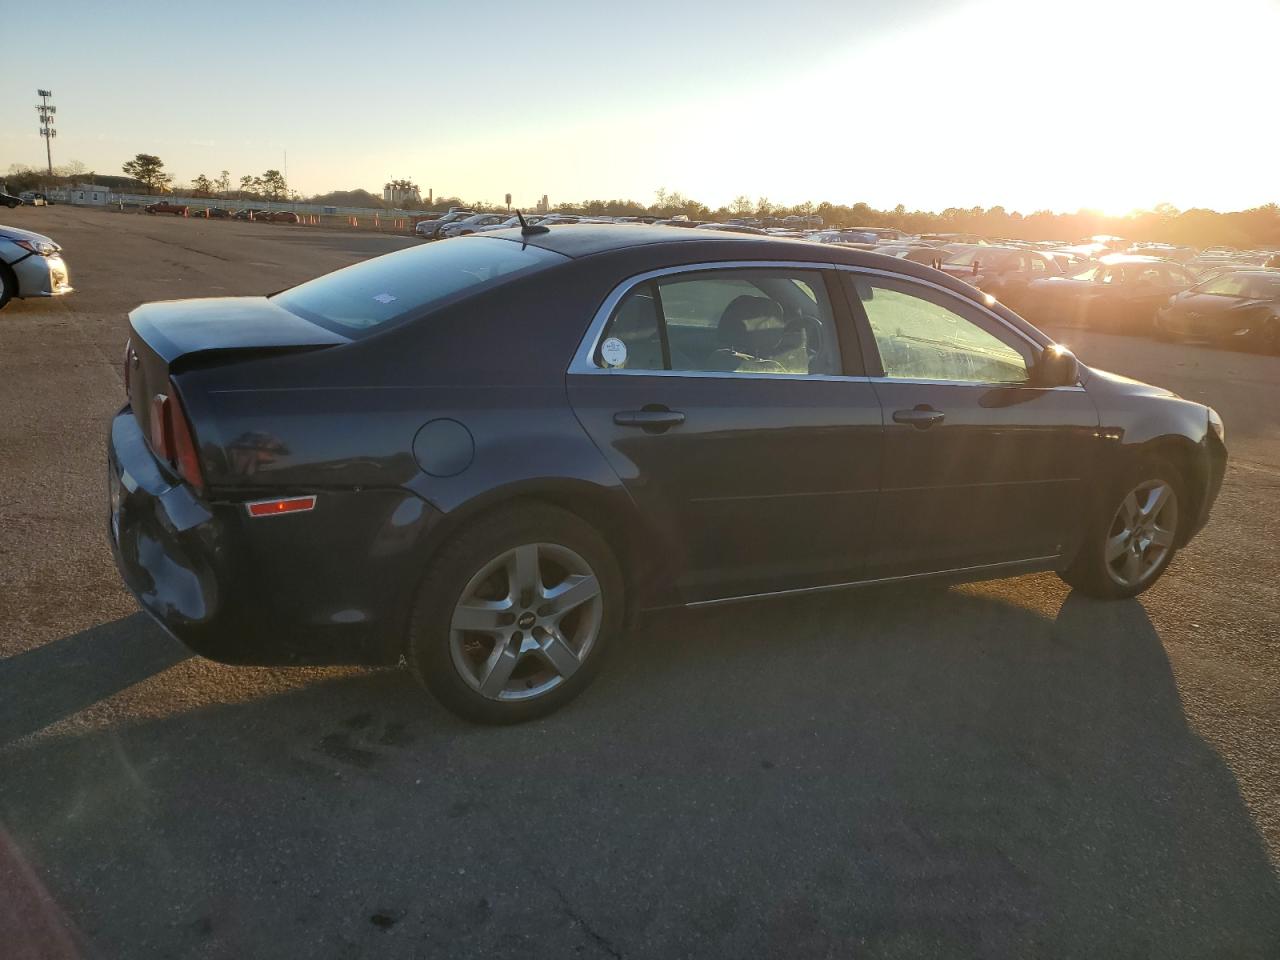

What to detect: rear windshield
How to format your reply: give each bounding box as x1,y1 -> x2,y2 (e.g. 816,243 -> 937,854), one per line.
273,237 -> 567,335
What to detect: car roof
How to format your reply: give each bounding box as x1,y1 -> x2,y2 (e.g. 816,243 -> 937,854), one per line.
1099,254 -> 1174,265
484,223 -> 827,259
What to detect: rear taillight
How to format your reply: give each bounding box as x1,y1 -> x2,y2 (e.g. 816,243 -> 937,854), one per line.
148,381 -> 205,495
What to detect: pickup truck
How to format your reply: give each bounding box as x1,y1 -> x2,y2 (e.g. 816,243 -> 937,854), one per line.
145,201 -> 189,216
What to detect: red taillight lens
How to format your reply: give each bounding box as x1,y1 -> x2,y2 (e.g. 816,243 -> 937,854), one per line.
167,386 -> 204,495
147,382 -> 205,495
149,394 -> 173,461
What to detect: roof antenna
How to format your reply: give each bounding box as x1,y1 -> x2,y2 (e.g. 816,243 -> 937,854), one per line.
517,210 -> 549,236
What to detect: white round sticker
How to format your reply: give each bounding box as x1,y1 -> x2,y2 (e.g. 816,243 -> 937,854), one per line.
600,337 -> 628,368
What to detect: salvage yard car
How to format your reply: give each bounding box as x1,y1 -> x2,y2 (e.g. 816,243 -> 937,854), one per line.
107,225 -> 1226,723
145,201 -> 189,216
1154,269 -> 1280,352
0,223 -> 73,310
1019,254 -> 1196,332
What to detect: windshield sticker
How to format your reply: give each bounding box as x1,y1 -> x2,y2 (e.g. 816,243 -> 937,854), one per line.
600,337 -> 628,368
372,293 -> 397,304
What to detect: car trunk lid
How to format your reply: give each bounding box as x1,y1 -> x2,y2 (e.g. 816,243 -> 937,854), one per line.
126,296 -> 350,462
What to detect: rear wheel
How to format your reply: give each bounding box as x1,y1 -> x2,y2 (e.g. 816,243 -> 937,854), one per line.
407,503 -> 624,723
1059,457 -> 1183,599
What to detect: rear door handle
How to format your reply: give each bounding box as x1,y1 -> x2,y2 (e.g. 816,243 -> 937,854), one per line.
613,409 -> 686,429
892,406 -> 945,429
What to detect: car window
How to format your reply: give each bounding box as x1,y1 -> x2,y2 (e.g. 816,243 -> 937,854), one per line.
594,269 -> 843,376
1100,267 -> 1123,284
1030,256 -> 1048,274
1195,274 -> 1251,297
1069,266 -> 1099,281
273,236 -> 567,336
854,277 -> 1031,384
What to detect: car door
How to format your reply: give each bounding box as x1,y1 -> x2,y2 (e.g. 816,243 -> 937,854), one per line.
842,270 -> 1100,576
567,264 -> 885,603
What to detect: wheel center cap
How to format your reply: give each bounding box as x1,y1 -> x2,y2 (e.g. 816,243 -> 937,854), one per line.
516,611 -> 536,630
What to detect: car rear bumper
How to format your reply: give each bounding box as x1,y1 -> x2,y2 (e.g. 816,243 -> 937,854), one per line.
12,254 -> 72,297
107,407 -> 439,666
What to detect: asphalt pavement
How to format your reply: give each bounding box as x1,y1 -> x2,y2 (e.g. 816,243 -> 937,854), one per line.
1,206 -> 1277,959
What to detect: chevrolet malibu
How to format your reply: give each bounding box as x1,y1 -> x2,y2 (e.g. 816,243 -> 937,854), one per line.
108,225 -> 1227,723
0,223 -> 73,310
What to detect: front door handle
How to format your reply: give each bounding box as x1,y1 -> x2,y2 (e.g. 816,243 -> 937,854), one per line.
614,408 -> 686,430
892,406 -> 945,429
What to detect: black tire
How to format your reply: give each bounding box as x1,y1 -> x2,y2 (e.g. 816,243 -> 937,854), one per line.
1059,455 -> 1185,599
0,263 -> 15,310
407,502 -> 625,724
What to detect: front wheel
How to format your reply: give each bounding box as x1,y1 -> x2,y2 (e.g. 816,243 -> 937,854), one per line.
407,503 -> 624,724
1059,457 -> 1183,599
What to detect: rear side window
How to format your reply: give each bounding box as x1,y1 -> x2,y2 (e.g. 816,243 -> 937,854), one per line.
593,269 -> 843,376
273,237 -> 566,335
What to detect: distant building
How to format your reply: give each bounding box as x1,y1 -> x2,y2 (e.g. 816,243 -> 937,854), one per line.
383,181 -> 422,206
536,194 -> 549,214
66,183 -> 111,205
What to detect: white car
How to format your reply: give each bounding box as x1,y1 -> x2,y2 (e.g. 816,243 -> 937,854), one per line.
0,224 -> 73,310
438,214 -> 508,239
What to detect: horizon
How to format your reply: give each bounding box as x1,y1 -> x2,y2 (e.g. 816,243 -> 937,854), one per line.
4,0 -> 1278,216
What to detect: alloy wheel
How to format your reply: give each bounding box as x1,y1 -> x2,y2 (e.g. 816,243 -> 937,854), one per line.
449,542 -> 603,701
1105,479 -> 1179,588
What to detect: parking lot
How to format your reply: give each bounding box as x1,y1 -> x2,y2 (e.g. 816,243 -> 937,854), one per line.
2,205 -> 1278,958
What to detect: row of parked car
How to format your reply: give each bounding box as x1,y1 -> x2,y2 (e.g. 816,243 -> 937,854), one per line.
410,211 -> 1280,352
144,202 -> 301,222
877,238 -> 1280,352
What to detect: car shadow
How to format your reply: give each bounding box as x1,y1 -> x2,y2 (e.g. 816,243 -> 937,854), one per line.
1,582 -> 1277,959
0,614 -> 189,747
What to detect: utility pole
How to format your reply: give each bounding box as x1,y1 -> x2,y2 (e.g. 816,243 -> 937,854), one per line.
36,90 -> 56,178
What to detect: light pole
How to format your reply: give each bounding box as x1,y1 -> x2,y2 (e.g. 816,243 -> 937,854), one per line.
36,90 -> 56,178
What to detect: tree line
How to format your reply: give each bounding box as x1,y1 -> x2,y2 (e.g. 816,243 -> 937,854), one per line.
7,154 -> 1277,249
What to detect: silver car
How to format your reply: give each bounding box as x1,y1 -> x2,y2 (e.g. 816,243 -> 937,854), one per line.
0,224 -> 73,310
438,213 -> 508,239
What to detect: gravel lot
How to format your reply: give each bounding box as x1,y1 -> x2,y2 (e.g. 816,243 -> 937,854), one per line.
2,206 -> 1278,959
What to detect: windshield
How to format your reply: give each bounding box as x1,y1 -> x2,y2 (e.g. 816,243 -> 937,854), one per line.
1193,273 -> 1280,298
272,237 -> 567,335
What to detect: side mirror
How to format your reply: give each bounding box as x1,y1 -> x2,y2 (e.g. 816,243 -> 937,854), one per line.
1032,345 -> 1079,388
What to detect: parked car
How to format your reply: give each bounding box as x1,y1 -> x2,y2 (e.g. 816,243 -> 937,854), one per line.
107,225 -> 1225,724
0,223 -> 73,310
1154,269 -> 1280,352
810,230 -> 880,245
1,188 -> 24,209
193,207 -> 234,219
936,244 -> 1065,312
414,215 -> 444,237
19,192 -> 50,207
232,209 -> 264,221
874,243 -> 950,266
145,201 -> 189,216
439,213 -> 508,239
1019,255 -> 1196,332
697,223 -> 769,235
416,210 -> 475,239
260,211 -> 300,224
475,215 -> 548,233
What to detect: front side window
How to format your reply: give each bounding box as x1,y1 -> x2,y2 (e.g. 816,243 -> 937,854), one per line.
593,269 -> 843,376
854,277 -> 1031,384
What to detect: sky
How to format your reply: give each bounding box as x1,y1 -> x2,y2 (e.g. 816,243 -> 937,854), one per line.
3,0 -> 1278,215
